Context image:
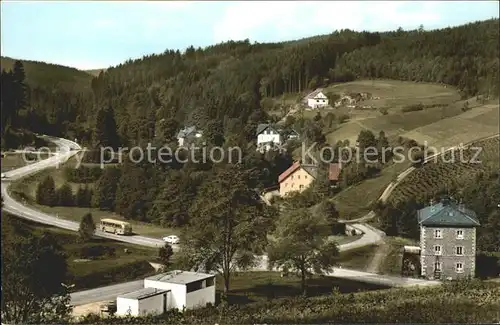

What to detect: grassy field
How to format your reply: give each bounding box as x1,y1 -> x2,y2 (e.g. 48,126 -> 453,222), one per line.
401,102 -> 499,148
8,156 -> 178,239
389,136 -> 500,205
1,152 -> 52,172
325,79 -> 460,110
5,215 -> 161,290
216,271 -> 387,304
321,81 -> 498,148
332,160 -> 412,220
337,245 -> 379,270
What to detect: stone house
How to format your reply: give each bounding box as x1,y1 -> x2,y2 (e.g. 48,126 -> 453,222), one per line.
418,198 -> 480,280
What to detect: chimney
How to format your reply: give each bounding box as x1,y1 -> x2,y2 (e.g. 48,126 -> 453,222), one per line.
458,198 -> 465,211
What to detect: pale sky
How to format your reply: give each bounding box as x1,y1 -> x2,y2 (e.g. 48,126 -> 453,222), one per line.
1,1 -> 498,70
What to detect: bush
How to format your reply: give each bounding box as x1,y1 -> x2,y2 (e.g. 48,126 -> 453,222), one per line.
379,107 -> 388,115
75,281 -> 500,324
401,103 -> 424,112
78,245 -> 116,259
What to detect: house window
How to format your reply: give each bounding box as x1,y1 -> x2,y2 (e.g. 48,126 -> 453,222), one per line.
291,175 -> 294,180
456,230 -> 464,239
456,262 -> 464,273
299,185 -> 304,190
206,277 -> 215,287
298,175 -> 301,180
434,229 -> 442,239
456,246 -> 464,256
291,183 -> 294,187
434,262 -> 442,272
434,245 -> 442,255
186,280 -> 203,293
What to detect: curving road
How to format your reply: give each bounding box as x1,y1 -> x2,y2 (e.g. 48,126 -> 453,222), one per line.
1,136 -> 165,248
12,134 -> 500,306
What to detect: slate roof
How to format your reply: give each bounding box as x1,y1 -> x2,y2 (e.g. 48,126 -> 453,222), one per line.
418,200 -> 480,227
177,126 -> 201,138
256,123 -> 279,135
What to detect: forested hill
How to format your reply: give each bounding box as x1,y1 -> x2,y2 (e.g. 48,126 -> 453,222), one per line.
1,19 -> 498,146
84,19 -> 498,147
1,56 -> 92,91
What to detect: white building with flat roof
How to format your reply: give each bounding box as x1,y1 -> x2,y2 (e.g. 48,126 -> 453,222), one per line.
144,270 -> 216,311
116,287 -> 169,317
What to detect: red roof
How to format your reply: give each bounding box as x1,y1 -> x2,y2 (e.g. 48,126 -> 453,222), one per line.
278,161 -> 301,183
328,163 -> 342,181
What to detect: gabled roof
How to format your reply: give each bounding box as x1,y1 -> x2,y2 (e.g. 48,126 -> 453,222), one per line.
256,123 -> 280,135
304,88 -> 325,99
278,161 -> 317,183
418,200 -> 480,227
177,126 -> 201,138
328,163 -> 342,181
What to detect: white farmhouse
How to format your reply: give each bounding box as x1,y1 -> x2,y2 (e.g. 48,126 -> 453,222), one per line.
144,270 -> 216,311
116,271 -> 215,317
303,89 -> 329,109
256,123 -> 282,152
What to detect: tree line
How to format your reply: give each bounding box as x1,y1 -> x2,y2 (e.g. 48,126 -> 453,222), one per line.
1,20 -> 497,151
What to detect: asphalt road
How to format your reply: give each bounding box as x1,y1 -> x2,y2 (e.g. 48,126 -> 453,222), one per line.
11,134 -> 496,306
1,137 -> 166,249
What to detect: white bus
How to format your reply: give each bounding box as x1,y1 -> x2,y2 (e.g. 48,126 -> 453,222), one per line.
100,218 -> 132,235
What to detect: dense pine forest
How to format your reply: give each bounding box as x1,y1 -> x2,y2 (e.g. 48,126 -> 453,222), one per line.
1,19 -> 498,148
2,19 -> 499,235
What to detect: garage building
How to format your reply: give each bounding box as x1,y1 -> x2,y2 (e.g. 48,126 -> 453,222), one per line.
144,270 -> 216,311
116,287 -> 169,317
115,270 -> 216,317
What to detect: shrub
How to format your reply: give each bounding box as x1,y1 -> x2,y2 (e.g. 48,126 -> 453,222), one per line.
401,103 -> 424,112
78,245 -> 116,259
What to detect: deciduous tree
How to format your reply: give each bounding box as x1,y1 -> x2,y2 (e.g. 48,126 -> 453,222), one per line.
79,212 -> 95,242
181,165 -> 273,293
268,208 -> 339,296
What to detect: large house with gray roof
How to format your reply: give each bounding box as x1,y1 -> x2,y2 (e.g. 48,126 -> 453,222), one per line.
418,198 -> 480,280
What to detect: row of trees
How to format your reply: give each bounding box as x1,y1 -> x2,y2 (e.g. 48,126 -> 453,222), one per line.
3,20 -> 498,151
36,176 -> 93,207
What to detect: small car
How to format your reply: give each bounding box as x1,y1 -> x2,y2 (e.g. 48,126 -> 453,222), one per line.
162,235 -> 180,244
